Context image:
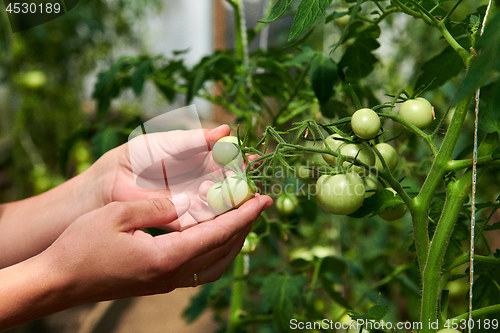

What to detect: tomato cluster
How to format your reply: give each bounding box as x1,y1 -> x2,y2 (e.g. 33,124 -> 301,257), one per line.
207,136 -> 256,215
312,97 -> 434,220
209,97 -> 434,221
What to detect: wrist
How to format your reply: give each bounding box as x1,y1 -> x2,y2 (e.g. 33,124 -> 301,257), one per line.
0,253 -> 75,330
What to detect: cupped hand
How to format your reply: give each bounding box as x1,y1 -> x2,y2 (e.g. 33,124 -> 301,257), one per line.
93,124 -> 231,205
42,194 -> 272,304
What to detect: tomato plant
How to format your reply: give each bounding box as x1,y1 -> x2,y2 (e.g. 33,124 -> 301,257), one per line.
92,0 -> 500,332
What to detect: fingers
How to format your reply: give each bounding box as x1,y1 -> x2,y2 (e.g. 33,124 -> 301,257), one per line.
204,124 -> 231,149
177,225 -> 251,288
127,125 -> 230,177
156,195 -> 273,267
106,195 -> 191,231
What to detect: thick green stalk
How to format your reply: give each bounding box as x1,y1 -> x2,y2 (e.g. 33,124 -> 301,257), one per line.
227,254 -> 245,333
420,172 -> 472,332
412,96 -> 472,269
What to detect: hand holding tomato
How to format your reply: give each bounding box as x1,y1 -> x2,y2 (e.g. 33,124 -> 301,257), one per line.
0,194 -> 272,329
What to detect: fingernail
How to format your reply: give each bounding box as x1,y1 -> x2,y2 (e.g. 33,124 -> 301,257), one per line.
208,124 -> 227,135
171,193 -> 190,215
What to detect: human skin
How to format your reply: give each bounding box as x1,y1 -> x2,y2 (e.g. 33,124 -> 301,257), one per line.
0,194 -> 272,330
0,125 -> 231,267
0,124 -> 273,330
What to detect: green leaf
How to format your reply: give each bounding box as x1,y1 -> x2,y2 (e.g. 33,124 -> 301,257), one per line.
339,37 -> 379,80
288,0 -> 332,41
261,274 -> 307,330
350,304 -> 388,321
349,188 -> 404,218
310,53 -> 339,106
131,59 -> 153,96
258,0 -> 294,23
415,46 -> 465,91
455,11 -> 500,101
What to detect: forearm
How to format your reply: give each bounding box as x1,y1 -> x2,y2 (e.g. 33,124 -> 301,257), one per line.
0,253 -> 73,331
0,164 -> 107,268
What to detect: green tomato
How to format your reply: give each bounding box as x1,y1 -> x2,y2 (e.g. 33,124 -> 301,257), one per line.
207,182 -> 232,215
379,188 -> 407,221
322,134 -> 343,165
221,175 -> 256,208
322,135 -> 375,172
241,232 -> 259,254
374,143 -> 398,171
351,108 -> 381,140
363,173 -> 381,197
296,164 -> 312,179
212,136 -> 243,168
21,70 -> 47,89
276,194 -> 299,215
436,329 -> 462,333
304,140 -> 329,167
340,143 -> 375,171
316,173 -> 365,215
399,98 -> 435,130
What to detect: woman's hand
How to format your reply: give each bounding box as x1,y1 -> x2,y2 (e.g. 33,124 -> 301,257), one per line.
94,124 -> 231,204
0,125 -> 233,266
0,194 -> 272,330
45,194 -> 272,302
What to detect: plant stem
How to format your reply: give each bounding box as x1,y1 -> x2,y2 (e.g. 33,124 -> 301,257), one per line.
420,171 -> 472,332
227,254 -> 245,333
412,96 -> 472,269
380,112 -> 437,156
450,304 -> 500,321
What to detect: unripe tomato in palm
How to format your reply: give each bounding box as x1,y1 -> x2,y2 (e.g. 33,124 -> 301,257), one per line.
316,173 -> 365,215
221,175 -> 256,208
379,188 -> 407,221
351,108 -> 381,140
399,97 -> 435,130
276,194 -> 299,215
207,182 -> 232,215
212,136 -> 243,168
374,143 -> 398,171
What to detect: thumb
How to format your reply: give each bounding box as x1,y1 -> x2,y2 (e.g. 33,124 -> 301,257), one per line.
114,194 -> 190,231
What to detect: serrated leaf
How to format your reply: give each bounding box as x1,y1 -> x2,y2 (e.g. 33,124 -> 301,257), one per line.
415,46 -> 465,91
288,0 -> 332,41
310,54 -> 339,105
339,37 -> 379,80
259,0 -> 294,23
261,274 -> 307,330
